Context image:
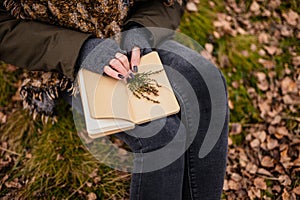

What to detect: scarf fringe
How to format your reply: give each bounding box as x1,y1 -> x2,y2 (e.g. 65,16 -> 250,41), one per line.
19,71 -> 78,124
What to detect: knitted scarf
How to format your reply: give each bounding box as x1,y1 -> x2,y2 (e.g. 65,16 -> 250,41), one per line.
3,0 -> 181,123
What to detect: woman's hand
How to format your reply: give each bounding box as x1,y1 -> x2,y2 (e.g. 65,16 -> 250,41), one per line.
103,46 -> 141,80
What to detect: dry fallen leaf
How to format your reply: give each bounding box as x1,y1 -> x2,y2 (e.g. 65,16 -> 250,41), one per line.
86,182 -> 92,188
267,137 -> 278,150
223,179 -> 229,191
257,81 -> 269,91
281,26 -> 293,37
282,10 -> 299,26
250,138 -> 260,148
293,186 -> 300,195
93,176 -> 101,184
275,126 -> 289,137
268,0 -> 281,9
280,148 -> 291,165
261,156 -> 274,168
264,46 -> 278,56
271,115 -> 281,125
255,72 -> 266,82
262,8 -> 271,17
257,131 -> 266,143
282,188 -> 290,200
258,49 -> 266,56
272,184 -> 281,193
228,179 -> 242,190
253,177 -> 267,190
250,186 -> 261,198
213,31 -> 220,39
4,179 -> 22,189
258,58 -> 275,69
205,43 -> 214,54
186,2 -> 198,12
230,123 -> 242,135
247,188 -> 257,199
228,99 -> 234,109
250,1 -> 260,12
87,192 -> 97,200
258,32 -> 269,44
250,44 -> 257,51
283,95 -> 294,105
257,168 -> 273,177
0,112 -> 7,124
237,27 -> 247,35
278,175 -> 292,186
231,173 -> 242,182
281,77 -> 297,94
258,101 -> 270,118
246,163 -> 258,174
231,81 -> 239,89
292,56 -> 300,67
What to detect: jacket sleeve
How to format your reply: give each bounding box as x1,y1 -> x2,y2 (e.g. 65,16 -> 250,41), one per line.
0,1 -> 185,79
0,5 -> 92,80
123,0 -> 186,46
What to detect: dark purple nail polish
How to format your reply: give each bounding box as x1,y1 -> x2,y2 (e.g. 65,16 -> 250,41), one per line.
133,65 -> 138,72
118,74 -> 125,79
129,73 -> 135,78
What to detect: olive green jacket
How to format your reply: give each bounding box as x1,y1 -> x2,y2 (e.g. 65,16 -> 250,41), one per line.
0,0 -> 185,80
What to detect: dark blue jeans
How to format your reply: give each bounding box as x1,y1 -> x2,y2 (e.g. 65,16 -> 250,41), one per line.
114,40 -> 229,200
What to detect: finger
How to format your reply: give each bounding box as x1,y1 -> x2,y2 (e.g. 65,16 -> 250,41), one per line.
103,66 -> 125,80
115,52 -> 130,71
130,47 -> 141,73
109,58 -> 128,75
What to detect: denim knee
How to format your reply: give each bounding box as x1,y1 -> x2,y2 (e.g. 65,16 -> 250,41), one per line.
115,114 -> 186,154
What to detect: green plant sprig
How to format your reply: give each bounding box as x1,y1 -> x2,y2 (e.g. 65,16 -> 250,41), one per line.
126,69 -> 164,104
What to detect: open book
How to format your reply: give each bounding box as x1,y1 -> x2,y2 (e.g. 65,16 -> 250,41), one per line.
77,51 -> 180,138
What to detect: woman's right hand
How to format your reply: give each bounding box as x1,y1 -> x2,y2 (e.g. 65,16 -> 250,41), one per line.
103,46 -> 141,80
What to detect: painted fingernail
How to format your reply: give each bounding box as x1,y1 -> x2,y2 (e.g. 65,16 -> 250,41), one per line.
133,65 -> 138,72
129,73 -> 135,78
118,74 -> 125,79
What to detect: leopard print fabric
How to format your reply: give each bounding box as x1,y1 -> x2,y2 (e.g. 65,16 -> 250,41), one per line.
3,0 -> 134,39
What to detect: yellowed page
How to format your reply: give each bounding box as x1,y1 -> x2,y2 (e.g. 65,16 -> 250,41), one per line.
128,52 -> 180,124
82,69 -> 133,121
87,125 -> 135,139
78,69 -> 135,138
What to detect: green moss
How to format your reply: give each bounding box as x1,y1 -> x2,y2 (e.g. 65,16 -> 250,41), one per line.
0,63 -> 21,107
219,35 -> 262,72
280,0 -> 300,13
0,110 -> 37,152
0,101 -> 130,199
180,0 -> 224,45
230,132 -> 246,146
217,35 -> 263,123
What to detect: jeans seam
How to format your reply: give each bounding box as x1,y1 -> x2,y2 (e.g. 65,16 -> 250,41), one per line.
188,147 -> 200,200
172,81 -> 197,200
186,147 -> 194,200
